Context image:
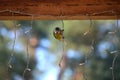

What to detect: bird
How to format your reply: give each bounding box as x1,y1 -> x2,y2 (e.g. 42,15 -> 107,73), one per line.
53,27 -> 64,41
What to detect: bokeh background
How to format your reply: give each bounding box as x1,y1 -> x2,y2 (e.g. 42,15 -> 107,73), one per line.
0,20 -> 120,80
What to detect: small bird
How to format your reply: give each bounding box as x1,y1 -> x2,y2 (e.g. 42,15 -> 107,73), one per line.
53,27 -> 64,41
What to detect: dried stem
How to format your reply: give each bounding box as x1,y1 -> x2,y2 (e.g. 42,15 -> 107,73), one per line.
110,11 -> 119,80
83,73 -> 88,80
112,53 -> 118,80
23,15 -> 33,78
22,37 -> 31,78
59,38 -> 65,67
8,12 -> 16,69
83,14 -> 93,36
59,19 -> 65,67
82,14 -> 94,80
30,15 -> 34,30
110,11 -> 118,33
57,7 -> 65,67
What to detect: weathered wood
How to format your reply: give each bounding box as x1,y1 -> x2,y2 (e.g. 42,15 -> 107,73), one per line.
0,0 -> 120,20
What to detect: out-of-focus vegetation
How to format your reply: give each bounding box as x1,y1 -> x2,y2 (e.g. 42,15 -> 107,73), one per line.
0,20 -> 120,80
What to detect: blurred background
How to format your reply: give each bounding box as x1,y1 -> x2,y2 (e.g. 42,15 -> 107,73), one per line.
0,20 -> 120,80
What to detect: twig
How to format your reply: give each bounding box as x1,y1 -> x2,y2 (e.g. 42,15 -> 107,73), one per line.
83,14 -> 93,36
57,7 -> 66,68
8,12 -> 17,69
59,21 -> 65,67
22,38 -> 31,78
22,15 -> 33,78
111,53 -> 118,80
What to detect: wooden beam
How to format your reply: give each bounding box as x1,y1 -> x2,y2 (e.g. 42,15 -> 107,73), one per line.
0,0 -> 120,20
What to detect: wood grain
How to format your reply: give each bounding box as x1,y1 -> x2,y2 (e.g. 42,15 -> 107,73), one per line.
0,0 -> 120,20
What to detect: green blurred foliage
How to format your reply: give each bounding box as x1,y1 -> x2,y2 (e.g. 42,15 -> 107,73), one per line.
0,20 -> 120,80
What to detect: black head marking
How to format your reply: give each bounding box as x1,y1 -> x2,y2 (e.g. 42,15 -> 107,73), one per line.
55,27 -> 60,31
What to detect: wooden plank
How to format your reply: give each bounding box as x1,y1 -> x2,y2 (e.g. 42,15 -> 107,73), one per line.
0,0 -> 120,20
0,5 -> 119,15
0,0 -> 119,4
